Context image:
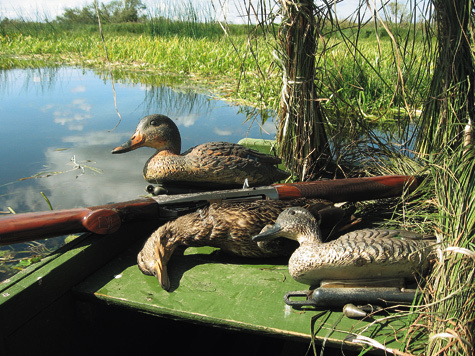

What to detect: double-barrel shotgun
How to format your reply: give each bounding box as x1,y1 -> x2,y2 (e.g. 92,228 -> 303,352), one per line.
0,175 -> 420,246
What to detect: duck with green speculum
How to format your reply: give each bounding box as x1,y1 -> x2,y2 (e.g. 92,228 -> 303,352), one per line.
137,198 -> 355,291
253,207 -> 437,287
112,114 -> 290,190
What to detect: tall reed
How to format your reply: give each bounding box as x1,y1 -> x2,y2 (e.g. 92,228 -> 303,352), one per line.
145,0 -> 221,38
423,147 -> 475,355
252,0 -> 474,354
416,0 -> 475,155
276,0 -> 331,181
413,0 -> 475,354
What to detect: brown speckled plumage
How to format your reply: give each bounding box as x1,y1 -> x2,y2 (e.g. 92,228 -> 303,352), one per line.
137,198 -> 350,291
112,114 -> 290,188
253,207 -> 436,286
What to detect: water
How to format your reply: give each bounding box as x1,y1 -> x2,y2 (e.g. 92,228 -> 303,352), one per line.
0,66 -> 276,280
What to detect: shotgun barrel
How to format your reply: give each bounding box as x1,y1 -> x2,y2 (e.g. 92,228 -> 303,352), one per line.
0,175 -> 420,246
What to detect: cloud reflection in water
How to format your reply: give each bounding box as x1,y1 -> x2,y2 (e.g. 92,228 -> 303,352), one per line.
0,67 -> 276,214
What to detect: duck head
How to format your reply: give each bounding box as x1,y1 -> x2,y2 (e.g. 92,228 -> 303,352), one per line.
253,207 -> 322,244
112,114 -> 181,155
137,223 -> 179,291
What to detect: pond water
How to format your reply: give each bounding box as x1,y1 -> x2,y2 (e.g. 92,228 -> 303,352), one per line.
0,66 -> 276,280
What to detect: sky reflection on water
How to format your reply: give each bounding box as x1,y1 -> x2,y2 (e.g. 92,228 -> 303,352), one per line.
0,67 -> 276,214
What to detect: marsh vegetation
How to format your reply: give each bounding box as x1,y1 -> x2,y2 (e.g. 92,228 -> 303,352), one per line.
1,0 -> 474,354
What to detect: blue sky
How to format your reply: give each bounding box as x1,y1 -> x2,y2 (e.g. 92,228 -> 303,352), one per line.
0,0 -> 361,23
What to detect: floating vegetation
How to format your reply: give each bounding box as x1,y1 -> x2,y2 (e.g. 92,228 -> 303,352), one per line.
0,188 -> 79,281
18,155 -> 102,181
1,241 -> 53,281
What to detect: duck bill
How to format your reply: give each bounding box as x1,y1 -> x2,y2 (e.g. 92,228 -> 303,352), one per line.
154,258 -> 171,291
252,223 -> 283,242
112,131 -> 145,154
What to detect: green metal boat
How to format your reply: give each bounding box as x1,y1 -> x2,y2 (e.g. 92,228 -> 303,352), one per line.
0,139 -> 416,355
0,217 -> 415,356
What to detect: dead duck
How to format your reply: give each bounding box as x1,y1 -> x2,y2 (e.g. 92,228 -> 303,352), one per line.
253,207 -> 436,287
112,114 -> 290,189
137,198 -> 354,291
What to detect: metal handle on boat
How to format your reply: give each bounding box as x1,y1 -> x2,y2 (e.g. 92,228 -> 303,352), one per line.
284,287 -> 418,308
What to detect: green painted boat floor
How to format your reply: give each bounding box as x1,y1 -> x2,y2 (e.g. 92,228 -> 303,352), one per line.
73,240 -> 412,353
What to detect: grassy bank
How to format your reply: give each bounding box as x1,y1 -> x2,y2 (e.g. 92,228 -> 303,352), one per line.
0,20 -> 432,117
0,27 -> 278,108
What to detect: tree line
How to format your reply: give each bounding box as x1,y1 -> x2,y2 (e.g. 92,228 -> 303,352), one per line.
55,0 -> 146,24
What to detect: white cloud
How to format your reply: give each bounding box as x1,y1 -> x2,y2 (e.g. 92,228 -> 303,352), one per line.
53,112 -> 70,126
1,0 -> 363,25
67,123 -> 84,131
261,119 -> 277,135
0,0 -> 279,23
71,85 -> 87,93
52,110 -> 91,131
213,127 -> 232,136
2,145 -> 150,211
62,130 -> 131,146
72,98 -> 91,112
40,104 -> 54,112
175,113 -> 199,128
44,97 -> 93,131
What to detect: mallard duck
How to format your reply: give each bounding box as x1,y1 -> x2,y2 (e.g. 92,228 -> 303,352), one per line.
137,198 -> 354,291
112,114 -> 290,189
253,207 -> 436,287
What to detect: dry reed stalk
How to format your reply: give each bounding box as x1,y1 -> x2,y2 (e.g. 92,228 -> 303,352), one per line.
416,0 -> 475,155
410,0 -> 475,354
394,146 -> 475,355
277,0 -> 331,181
422,147 -> 475,356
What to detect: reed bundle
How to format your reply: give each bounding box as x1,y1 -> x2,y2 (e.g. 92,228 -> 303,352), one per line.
416,0 -> 475,156
421,148 -> 475,355
276,0 -> 331,181
410,1 -> 475,354
271,0 -> 475,354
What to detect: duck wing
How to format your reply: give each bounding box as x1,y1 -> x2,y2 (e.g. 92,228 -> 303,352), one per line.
183,142 -> 283,165
176,143 -> 289,187
344,229 -> 436,242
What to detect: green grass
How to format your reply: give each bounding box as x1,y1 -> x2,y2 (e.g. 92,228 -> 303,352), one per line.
0,23 -> 274,104
0,20 -> 433,120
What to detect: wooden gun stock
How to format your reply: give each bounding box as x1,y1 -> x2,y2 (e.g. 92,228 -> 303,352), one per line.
273,175 -> 420,202
0,208 -> 121,246
0,175 -> 420,246
0,199 -> 160,246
